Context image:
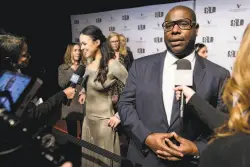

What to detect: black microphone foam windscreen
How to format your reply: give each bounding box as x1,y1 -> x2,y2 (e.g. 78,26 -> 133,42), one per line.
175,59 -> 193,86
69,65 -> 85,85
176,59 -> 192,70
75,65 -> 85,76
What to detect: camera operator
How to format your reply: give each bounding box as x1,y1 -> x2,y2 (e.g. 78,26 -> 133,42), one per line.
0,33 -> 75,167
0,33 -> 76,121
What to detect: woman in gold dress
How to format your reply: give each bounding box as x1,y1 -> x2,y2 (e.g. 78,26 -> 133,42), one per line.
78,25 -> 128,167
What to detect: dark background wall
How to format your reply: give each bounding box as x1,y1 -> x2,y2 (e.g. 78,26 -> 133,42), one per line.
0,0 -> 188,99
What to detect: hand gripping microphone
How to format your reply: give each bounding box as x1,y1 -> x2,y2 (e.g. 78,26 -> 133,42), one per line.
174,59 -> 193,118
66,65 -> 85,106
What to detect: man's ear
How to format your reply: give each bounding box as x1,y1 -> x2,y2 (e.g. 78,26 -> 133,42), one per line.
195,23 -> 199,36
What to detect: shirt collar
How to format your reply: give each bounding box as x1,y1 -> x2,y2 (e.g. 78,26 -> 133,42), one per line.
165,50 -> 196,67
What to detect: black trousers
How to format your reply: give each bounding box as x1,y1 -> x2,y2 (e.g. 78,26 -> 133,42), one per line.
66,120 -> 83,137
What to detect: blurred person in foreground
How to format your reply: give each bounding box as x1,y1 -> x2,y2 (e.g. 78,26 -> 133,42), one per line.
174,24 -> 250,167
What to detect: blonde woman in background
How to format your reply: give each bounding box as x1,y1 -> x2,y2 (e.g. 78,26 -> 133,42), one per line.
108,32 -> 127,103
119,34 -> 134,71
58,43 -> 86,137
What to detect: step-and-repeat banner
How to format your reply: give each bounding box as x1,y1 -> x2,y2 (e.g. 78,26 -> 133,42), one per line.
71,0 -> 250,71
196,0 -> 250,71
70,1 -> 194,59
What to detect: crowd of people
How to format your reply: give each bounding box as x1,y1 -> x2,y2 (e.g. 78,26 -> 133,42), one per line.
1,4 -> 250,167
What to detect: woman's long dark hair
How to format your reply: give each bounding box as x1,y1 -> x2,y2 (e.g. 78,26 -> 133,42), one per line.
194,43 -> 206,53
80,25 -> 114,85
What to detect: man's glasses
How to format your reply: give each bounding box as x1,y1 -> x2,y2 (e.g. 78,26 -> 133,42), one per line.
162,18 -> 197,32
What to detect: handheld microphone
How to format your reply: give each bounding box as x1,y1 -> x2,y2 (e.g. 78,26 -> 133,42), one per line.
80,71 -> 89,90
66,65 -> 85,106
175,59 -> 193,118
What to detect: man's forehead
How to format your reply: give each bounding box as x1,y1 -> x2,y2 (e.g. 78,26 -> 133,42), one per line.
165,9 -> 193,22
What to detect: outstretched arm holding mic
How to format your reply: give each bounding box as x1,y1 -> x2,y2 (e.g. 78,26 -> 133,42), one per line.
26,86 -> 76,122
65,65 -> 85,106
174,85 -> 228,130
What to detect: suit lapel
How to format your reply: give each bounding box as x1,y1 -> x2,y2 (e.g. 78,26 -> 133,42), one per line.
193,55 -> 206,91
156,50 -> 169,127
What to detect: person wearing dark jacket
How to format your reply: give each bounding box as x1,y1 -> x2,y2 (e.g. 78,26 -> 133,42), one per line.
0,33 -> 76,121
26,87 -> 76,122
117,6 -> 230,167
0,33 -> 76,167
119,34 -> 134,71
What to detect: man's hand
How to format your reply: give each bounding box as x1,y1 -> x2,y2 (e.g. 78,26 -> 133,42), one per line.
145,133 -> 183,161
63,87 -> 76,99
108,115 -> 121,129
165,132 -> 199,156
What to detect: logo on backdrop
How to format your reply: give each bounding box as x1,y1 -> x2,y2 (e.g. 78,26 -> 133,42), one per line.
75,28 -> 81,34
152,22 -> 162,30
137,48 -> 145,54
82,19 -> 89,24
230,19 -> 244,26
154,37 -> 163,43
127,38 -> 129,43
109,26 -> 116,31
136,13 -> 147,19
108,16 -> 116,22
74,20 -> 79,24
229,4 -> 249,12
122,25 -> 131,31
155,12 -> 164,18
136,37 -> 146,43
200,20 -> 217,27
122,15 -> 130,20
138,24 -> 146,30
227,35 -> 241,44
227,50 -> 237,58
75,38 -> 79,42
202,36 -> 214,43
204,6 -> 216,14
96,18 -> 102,23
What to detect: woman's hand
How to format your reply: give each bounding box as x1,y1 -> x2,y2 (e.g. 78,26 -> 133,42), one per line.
78,93 -> 86,104
108,115 -> 121,129
174,85 -> 195,103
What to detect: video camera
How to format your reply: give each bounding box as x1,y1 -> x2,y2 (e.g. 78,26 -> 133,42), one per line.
0,70 -> 142,167
0,70 -> 66,167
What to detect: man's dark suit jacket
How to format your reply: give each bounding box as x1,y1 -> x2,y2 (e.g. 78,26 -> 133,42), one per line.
117,50 -> 230,167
